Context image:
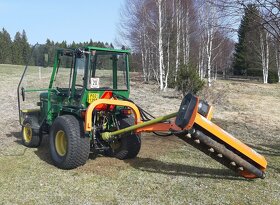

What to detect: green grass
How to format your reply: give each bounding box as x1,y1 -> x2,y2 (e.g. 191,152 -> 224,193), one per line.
0,64 -> 280,204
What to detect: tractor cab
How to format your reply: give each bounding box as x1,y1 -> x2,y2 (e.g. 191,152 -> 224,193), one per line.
18,46 -> 131,129
46,47 -> 130,117
48,47 -> 130,104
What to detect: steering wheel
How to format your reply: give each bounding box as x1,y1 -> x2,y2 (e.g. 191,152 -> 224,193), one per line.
52,87 -> 61,94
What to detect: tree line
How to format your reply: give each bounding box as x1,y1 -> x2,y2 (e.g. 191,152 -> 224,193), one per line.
0,28 -> 112,67
0,28 -> 29,65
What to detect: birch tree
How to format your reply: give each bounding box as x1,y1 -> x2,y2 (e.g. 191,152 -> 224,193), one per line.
175,0 -> 182,82
260,31 -> 270,83
276,42 -> 280,82
157,0 -> 165,90
198,0 -> 218,86
206,23 -> 214,87
182,0 -> 191,66
198,40 -> 206,79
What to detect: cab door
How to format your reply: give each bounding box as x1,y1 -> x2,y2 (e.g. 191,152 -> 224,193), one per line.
47,50 -> 74,123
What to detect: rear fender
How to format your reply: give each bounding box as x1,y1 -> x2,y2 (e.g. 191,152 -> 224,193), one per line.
84,99 -> 141,132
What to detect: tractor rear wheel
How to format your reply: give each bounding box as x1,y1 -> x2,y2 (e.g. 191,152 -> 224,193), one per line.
49,115 -> 90,169
21,117 -> 41,147
107,117 -> 141,160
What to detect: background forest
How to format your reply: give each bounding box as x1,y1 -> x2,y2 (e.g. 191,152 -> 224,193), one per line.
0,0 -> 279,90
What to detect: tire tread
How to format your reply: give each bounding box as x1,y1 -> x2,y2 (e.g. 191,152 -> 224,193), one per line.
50,115 -> 90,169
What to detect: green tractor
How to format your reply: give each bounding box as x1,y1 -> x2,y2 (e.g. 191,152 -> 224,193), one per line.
18,45 -> 267,179
18,46 -> 141,169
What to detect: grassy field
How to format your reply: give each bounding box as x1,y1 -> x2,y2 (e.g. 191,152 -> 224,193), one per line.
0,64 -> 279,204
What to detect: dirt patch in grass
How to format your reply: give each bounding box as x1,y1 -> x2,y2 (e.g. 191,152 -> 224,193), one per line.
68,134 -> 182,177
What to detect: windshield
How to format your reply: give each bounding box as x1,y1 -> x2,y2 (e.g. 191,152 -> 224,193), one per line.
88,51 -> 128,90
52,50 -> 86,91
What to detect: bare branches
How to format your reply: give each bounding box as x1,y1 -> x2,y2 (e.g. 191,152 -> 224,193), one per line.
210,0 -> 280,42
118,0 -> 236,88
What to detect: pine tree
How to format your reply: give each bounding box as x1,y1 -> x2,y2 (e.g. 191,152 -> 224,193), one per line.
45,39 -> 55,66
233,4 -> 262,75
10,30 -> 31,65
12,32 -> 24,65
233,15 -> 248,75
89,39 -> 94,46
0,28 -> 12,64
22,30 -> 31,64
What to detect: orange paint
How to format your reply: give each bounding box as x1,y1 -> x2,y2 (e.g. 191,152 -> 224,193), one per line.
136,122 -> 181,133
95,91 -> 115,111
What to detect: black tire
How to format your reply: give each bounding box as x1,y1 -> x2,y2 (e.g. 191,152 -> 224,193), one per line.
108,117 -> 141,160
22,117 -> 41,147
49,115 -> 90,169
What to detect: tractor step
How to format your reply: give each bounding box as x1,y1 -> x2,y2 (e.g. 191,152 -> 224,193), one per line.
175,128 -> 265,179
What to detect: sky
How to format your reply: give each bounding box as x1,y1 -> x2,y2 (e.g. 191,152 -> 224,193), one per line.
0,0 -> 125,45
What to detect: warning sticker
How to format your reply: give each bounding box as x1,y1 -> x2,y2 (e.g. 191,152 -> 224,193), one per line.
90,78 -> 100,89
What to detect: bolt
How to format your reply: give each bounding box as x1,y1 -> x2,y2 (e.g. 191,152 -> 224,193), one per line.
230,162 -> 236,166
217,153 -> 223,158
208,148 -> 215,153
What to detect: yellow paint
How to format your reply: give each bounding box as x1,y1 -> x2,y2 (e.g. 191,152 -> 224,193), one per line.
23,123 -> 32,143
194,114 -> 267,169
55,130 -> 67,157
206,106 -> 213,120
85,99 -> 141,132
21,109 -> 40,113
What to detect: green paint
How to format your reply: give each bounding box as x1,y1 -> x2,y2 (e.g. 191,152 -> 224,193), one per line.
86,46 -> 130,53
126,54 -> 130,92
112,55 -> 118,89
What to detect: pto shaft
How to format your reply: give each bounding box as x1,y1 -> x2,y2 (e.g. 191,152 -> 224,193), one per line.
101,112 -> 178,141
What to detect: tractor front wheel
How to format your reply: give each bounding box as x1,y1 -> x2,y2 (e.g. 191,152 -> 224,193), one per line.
22,117 -> 41,147
49,115 -> 90,169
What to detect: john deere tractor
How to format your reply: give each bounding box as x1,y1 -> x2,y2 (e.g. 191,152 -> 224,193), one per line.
18,46 -> 267,178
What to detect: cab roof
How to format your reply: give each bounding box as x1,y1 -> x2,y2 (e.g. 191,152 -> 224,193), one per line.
84,46 -> 130,54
